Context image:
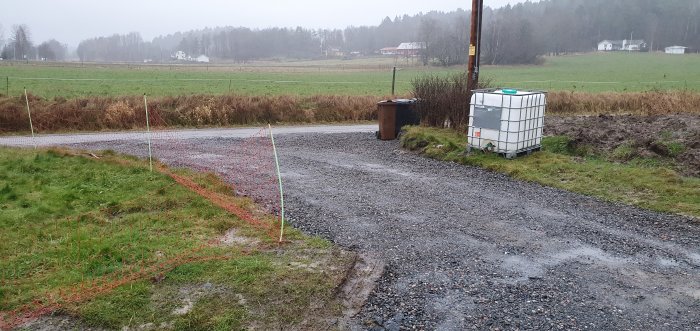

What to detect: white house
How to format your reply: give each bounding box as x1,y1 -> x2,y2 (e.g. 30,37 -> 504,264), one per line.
597,39 -> 646,52
380,47 -> 398,55
665,46 -> 688,55
598,40 -> 622,51
196,55 -> 210,63
173,51 -> 187,60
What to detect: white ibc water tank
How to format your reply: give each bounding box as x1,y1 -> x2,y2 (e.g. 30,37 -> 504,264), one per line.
468,89 -> 547,159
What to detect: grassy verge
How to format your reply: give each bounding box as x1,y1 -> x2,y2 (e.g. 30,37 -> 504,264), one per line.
0,147 -> 354,329
401,126 -> 700,218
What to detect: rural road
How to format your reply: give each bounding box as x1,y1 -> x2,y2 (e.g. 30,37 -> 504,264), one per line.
2,126 -> 699,330
0,124 -> 378,146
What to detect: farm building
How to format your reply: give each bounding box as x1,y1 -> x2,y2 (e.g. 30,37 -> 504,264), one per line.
396,42 -> 426,57
665,46 -> 688,54
173,51 -> 187,60
623,40 -> 647,51
381,47 -> 398,55
598,40 -> 623,51
324,48 -> 345,57
196,55 -> 210,63
597,39 -> 646,52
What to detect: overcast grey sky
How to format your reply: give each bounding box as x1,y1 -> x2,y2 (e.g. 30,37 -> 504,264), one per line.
0,0 -> 534,47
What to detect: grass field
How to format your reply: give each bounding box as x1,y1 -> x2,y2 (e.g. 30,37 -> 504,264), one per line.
1,53 -> 700,98
401,127 -> 700,218
0,147 -> 353,329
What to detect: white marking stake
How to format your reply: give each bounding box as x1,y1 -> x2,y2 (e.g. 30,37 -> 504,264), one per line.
24,88 -> 36,149
269,124 -> 286,243
144,94 -> 153,172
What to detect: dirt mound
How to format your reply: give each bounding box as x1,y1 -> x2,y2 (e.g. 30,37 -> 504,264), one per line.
545,114 -> 700,176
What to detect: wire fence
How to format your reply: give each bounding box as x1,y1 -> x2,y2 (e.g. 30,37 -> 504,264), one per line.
0,94 -> 287,329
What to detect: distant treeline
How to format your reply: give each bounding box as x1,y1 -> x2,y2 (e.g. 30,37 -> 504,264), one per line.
69,0 -> 700,65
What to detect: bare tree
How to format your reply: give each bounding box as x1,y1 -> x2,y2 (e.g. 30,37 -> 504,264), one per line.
10,24 -> 33,60
418,18 -> 439,65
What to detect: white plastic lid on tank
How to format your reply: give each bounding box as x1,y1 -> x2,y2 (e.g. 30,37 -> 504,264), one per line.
494,89 -> 530,95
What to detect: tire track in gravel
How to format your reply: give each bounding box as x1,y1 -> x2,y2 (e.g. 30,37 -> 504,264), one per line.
42,130 -> 699,330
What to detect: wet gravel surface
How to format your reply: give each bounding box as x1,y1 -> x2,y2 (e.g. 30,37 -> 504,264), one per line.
65,132 -> 700,330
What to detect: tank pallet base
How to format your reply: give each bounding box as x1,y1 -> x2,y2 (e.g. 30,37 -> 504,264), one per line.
466,146 -> 542,159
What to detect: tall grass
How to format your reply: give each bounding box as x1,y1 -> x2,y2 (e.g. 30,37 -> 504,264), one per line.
0,94 -> 381,133
1,90 -> 699,133
547,90 -> 700,115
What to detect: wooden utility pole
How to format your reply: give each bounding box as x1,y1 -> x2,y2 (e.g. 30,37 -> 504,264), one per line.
467,0 -> 484,92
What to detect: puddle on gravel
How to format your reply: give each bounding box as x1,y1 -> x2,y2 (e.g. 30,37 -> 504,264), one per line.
501,244 -> 629,281
656,257 -> 681,268
681,287 -> 700,300
687,253 -> 700,267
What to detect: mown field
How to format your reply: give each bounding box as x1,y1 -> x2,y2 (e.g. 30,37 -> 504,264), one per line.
1,53 -> 699,98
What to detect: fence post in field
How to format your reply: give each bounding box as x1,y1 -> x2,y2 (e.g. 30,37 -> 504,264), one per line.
392,66 -> 397,96
6,76 -> 9,96
24,88 -> 37,149
144,94 -> 153,172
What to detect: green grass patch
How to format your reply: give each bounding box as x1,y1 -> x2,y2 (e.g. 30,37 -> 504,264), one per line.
401,126 -> 700,218
2,53 -> 700,98
0,147 -> 355,329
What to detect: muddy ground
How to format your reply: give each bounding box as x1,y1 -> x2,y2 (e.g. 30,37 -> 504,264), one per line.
545,114 -> 700,177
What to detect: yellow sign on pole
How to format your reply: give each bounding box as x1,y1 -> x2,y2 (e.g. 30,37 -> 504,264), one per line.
469,45 -> 476,56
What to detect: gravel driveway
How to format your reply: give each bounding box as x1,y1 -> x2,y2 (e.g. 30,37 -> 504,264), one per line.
7,128 -> 698,330
278,133 -> 699,330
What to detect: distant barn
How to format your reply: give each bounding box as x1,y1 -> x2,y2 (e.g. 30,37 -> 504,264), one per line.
396,42 -> 426,57
665,46 -> 688,55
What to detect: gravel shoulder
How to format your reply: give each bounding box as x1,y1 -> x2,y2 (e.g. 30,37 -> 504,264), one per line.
22,130 -> 700,330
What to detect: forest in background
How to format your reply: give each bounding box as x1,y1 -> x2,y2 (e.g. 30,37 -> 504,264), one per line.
2,0 -> 699,65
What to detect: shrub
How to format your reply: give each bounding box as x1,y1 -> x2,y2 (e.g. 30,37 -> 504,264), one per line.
411,72 -> 492,129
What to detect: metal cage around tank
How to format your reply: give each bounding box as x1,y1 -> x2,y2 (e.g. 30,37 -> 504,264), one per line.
467,88 -> 547,159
